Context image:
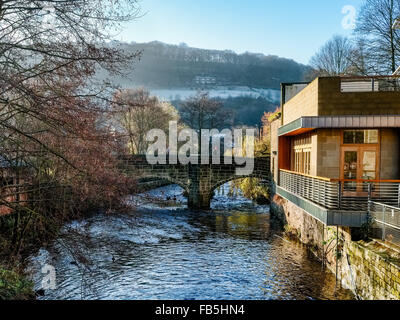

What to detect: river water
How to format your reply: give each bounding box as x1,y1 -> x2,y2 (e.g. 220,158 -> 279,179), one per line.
27,184 -> 355,300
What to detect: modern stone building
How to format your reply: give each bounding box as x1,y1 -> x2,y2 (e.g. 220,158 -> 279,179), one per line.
270,76 -> 400,299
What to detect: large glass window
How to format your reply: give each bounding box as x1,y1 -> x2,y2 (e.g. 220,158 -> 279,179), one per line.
293,150 -> 311,175
343,151 -> 358,191
343,130 -> 378,144
292,133 -> 312,175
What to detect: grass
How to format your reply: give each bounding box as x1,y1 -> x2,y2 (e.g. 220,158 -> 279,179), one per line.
0,266 -> 35,300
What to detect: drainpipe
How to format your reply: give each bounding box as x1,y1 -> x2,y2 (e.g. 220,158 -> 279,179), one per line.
335,226 -> 339,287
280,83 -> 286,126
338,181 -> 342,210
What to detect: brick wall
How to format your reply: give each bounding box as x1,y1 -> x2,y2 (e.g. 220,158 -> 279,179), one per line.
316,129 -> 341,179
282,77 -> 400,125
380,129 -> 400,180
318,77 -> 400,116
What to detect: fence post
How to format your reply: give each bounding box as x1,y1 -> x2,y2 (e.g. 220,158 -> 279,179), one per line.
368,183 -> 372,211
338,181 -> 342,210
397,184 -> 400,208
382,205 -> 386,242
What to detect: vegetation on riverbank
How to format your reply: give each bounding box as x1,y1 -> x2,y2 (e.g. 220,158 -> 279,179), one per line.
0,265 -> 34,300
230,178 -> 270,204
229,109 -> 278,204
0,181 -> 134,300
0,0 -> 143,300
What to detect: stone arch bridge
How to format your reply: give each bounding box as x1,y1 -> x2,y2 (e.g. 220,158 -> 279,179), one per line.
120,155 -> 270,209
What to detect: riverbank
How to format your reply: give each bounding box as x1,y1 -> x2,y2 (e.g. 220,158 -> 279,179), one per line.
271,194 -> 400,300
0,265 -> 34,300
0,199 -> 130,300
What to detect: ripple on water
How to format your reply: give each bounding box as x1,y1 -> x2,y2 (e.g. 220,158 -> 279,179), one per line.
27,184 -> 355,300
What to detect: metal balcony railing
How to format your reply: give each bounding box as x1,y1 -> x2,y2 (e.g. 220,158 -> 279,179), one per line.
341,76 -> 400,93
279,170 -> 400,211
279,170 -> 339,209
370,201 -> 400,248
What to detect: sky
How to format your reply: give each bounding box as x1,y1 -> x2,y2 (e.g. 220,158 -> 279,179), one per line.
117,0 -> 364,65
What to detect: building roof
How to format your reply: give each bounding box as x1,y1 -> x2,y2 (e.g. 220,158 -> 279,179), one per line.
279,115 -> 400,136
0,155 -> 29,168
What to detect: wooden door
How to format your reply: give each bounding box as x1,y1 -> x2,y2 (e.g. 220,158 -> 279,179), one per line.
341,146 -> 379,194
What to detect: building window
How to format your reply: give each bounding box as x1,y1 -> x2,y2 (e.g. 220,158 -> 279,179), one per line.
294,150 -> 311,175
343,130 -> 378,144
292,133 -> 312,175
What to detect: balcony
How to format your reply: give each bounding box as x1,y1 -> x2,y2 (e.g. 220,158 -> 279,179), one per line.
277,169 -> 400,227
340,76 -> 400,92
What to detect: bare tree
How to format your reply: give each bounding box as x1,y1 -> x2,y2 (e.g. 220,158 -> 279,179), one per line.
0,1 -> 141,165
113,88 -> 180,154
355,0 -> 400,74
0,0 -> 141,191
347,38 -> 371,75
309,35 -> 354,77
0,1 -> 141,257
179,92 -> 232,131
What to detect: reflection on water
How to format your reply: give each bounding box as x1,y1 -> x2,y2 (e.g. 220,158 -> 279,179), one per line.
27,184 -> 355,300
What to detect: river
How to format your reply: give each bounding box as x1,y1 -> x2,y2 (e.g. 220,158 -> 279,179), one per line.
27,184 -> 355,300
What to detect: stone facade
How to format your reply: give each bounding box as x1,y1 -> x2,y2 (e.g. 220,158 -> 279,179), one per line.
272,76 -> 400,299
316,129 -> 341,179
271,194 -> 400,300
380,128 -> 400,180
315,128 -> 400,180
283,77 -> 400,125
277,127 -> 400,181
318,77 -> 400,116
282,78 -> 319,125
121,155 -> 270,209
343,241 -> 400,300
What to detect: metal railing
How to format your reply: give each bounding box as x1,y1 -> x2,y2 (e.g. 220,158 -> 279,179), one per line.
279,170 -> 400,211
341,76 -> 400,92
370,201 -> 400,248
279,170 -> 339,209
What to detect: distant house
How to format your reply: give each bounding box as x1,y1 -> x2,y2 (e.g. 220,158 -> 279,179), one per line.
194,76 -> 217,86
0,156 -> 29,216
270,76 -> 400,228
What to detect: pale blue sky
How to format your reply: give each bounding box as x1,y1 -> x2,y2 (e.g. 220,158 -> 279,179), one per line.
117,0 -> 364,65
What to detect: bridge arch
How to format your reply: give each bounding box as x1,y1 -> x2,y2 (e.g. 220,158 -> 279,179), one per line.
137,175 -> 189,194
121,155 -> 270,209
209,174 -> 268,202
